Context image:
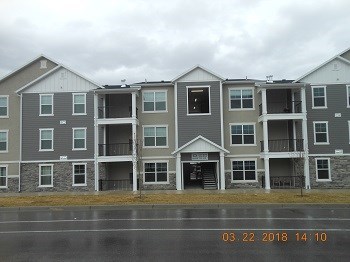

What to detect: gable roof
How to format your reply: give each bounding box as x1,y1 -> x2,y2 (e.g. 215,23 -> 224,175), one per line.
294,47 -> 350,83
172,65 -> 225,82
16,62 -> 104,93
0,54 -> 60,84
172,135 -> 229,155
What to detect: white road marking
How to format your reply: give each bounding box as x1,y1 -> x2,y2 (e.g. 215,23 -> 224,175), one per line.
0,217 -> 349,224
0,228 -> 349,234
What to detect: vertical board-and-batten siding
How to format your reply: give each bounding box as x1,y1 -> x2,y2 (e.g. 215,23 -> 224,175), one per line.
22,92 -> 95,161
177,81 -> 221,147
21,67 -> 98,93
306,84 -> 350,154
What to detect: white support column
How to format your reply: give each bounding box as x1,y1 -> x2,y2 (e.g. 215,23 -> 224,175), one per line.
300,86 -> 310,189
261,89 -> 267,115
176,153 -> 182,190
293,120 -> 297,150
131,92 -> 137,118
220,152 -> 225,190
132,124 -> 138,192
262,118 -> 270,189
264,158 -> 270,189
93,93 -> 99,191
291,91 -> 295,113
301,87 -> 307,114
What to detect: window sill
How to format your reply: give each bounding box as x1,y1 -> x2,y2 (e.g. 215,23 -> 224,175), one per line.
39,114 -> 54,117
142,110 -> 168,114
72,113 -> 87,116
72,148 -> 87,151
39,149 -> 54,152
0,186 -> 8,189
186,113 -> 211,116
316,179 -> 331,182
72,184 -> 87,187
143,182 -> 169,185
0,116 -> 9,118
38,185 -> 53,188
0,151 -> 9,153
231,180 -> 258,183
311,107 -> 327,109
314,143 -> 330,145
230,144 -> 257,147
229,108 -> 255,111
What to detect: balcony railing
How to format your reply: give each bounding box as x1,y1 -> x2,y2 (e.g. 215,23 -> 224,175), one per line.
99,179 -> 134,191
98,142 -> 132,156
98,106 -> 138,119
260,139 -> 303,152
259,101 -> 302,115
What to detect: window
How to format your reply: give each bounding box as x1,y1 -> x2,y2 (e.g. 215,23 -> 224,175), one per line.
312,86 -> 327,108
316,158 -> 331,181
0,166 -> 7,188
73,128 -> 86,150
144,162 -> 168,183
40,60 -> 47,69
0,96 -> 8,117
0,130 -> 9,152
313,122 -> 329,144
39,164 -> 53,187
347,86 -> 350,108
73,93 -> 86,115
73,164 -> 87,186
229,88 -> 254,110
39,129 -> 53,151
143,91 -> 167,112
40,94 -> 53,115
232,160 -> 256,181
143,126 -> 167,147
230,124 -> 255,145
187,86 -> 210,114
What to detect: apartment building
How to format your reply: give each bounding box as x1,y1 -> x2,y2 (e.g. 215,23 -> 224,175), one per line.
0,49 -> 349,193
296,48 -> 350,188
0,56 -> 58,192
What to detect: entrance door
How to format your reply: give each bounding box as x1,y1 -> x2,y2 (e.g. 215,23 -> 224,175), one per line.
183,162 -> 216,189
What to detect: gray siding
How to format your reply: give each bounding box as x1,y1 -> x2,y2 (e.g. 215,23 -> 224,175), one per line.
177,81 -> 221,147
306,84 -> 350,154
22,92 -> 94,161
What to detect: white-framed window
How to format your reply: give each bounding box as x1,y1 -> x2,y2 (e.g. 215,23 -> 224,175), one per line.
39,129 -> 53,151
40,59 -> 47,69
144,161 -> 168,184
229,88 -> 254,110
143,126 -> 168,147
0,130 -> 8,152
312,86 -> 327,108
73,128 -> 87,150
39,164 -> 53,187
187,86 -> 211,115
230,123 -> 255,145
40,94 -> 54,116
143,90 -> 167,112
313,121 -> 329,144
73,93 -> 86,115
231,159 -> 257,182
347,85 -> 350,108
315,158 -> 331,181
0,95 -> 9,118
72,163 -> 87,186
0,165 -> 7,188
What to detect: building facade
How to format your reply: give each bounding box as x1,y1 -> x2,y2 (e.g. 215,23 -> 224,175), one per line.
1,49 -> 349,193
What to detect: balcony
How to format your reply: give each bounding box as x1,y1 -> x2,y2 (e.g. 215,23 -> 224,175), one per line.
260,139 -> 303,152
99,142 -> 132,157
259,101 -> 302,116
98,106 -> 138,119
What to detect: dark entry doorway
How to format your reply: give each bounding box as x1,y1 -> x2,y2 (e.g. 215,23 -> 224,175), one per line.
183,162 -> 217,189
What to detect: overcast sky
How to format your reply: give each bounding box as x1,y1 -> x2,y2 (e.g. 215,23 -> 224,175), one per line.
0,0 -> 349,84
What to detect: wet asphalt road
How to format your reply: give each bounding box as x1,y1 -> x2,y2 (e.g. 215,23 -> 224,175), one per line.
0,205 -> 349,262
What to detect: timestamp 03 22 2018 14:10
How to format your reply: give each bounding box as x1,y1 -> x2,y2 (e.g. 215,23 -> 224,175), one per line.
221,232 -> 328,243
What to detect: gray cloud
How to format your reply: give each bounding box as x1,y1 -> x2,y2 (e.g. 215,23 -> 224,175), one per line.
0,0 -> 349,84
